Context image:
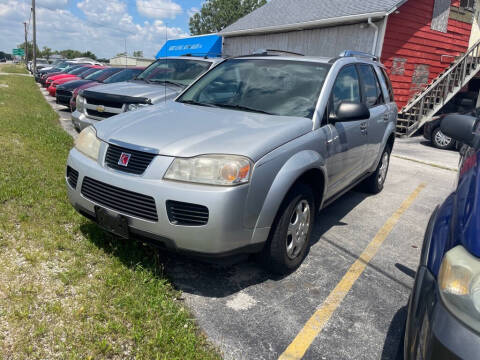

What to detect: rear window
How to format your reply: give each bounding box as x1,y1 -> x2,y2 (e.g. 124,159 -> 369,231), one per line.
103,68 -> 143,83
380,67 -> 395,102
137,59 -> 211,86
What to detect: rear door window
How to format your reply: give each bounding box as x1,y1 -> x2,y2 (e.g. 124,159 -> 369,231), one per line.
357,64 -> 384,108
380,67 -> 395,102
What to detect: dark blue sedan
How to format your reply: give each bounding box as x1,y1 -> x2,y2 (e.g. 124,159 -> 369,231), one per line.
404,114 -> 480,359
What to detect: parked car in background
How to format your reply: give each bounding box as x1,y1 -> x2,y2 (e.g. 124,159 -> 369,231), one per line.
66,51 -> 397,274
56,67 -> 124,107
44,65 -> 95,91
72,56 -> 222,131
39,64 -> 86,86
69,67 -> 145,112
405,114 -> 480,360
0,58 -> 6,63
48,66 -> 104,96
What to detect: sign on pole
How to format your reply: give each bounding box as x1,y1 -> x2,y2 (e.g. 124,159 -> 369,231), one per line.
12,48 -> 25,56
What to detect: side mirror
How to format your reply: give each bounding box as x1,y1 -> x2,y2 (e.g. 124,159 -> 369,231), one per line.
331,102 -> 370,122
440,114 -> 479,148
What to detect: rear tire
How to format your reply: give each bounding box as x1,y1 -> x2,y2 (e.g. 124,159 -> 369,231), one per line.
262,183 -> 315,274
363,145 -> 391,194
432,127 -> 454,150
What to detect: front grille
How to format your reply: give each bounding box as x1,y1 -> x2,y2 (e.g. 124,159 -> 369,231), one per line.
81,177 -> 158,221
166,200 -> 209,226
86,109 -> 115,118
56,90 -> 72,106
66,166 -> 79,189
105,144 -> 156,175
85,96 -> 123,109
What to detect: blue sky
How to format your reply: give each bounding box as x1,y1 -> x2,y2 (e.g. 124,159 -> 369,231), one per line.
0,0 -> 205,58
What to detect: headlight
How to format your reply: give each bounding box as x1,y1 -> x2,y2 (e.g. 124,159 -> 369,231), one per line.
126,103 -> 150,112
164,155 -> 252,186
76,95 -> 85,112
439,245 -> 480,332
75,126 -> 101,161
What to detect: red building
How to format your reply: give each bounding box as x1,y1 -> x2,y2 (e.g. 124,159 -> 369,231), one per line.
381,0 -> 475,109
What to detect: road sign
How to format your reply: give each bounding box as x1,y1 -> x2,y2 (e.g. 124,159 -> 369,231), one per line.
12,48 -> 25,56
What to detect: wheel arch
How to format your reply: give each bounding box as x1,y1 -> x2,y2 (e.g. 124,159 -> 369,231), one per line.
253,150 -> 327,233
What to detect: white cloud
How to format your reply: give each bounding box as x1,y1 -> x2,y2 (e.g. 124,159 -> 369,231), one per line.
136,0 -> 182,19
0,0 -> 188,59
37,0 -> 68,9
187,7 -> 199,18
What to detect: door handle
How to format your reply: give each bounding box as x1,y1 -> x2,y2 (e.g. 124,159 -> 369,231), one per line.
383,113 -> 389,122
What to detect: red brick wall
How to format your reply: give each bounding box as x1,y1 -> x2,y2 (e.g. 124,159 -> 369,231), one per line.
381,0 -> 472,109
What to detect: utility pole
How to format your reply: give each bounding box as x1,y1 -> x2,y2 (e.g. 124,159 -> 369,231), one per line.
32,0 -> 36,73
23,21 -> 28,66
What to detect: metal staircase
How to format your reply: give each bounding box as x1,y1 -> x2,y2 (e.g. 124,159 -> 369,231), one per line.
396,39 -> 480,136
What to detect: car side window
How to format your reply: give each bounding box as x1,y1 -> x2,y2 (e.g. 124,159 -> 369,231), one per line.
331,65 -> 361,115
358,64 -> 384,108
380,67 -> 395,102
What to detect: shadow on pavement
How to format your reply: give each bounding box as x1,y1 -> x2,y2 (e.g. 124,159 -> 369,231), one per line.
80,189 -> 371,298
381,306 -> 407,360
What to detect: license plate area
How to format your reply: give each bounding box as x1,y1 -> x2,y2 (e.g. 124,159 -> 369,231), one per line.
95,206 -> 129,239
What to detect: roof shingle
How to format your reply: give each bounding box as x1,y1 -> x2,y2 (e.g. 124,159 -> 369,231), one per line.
220,0 -> 407,35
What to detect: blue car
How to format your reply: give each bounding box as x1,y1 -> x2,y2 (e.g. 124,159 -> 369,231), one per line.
404,114 -> 480,359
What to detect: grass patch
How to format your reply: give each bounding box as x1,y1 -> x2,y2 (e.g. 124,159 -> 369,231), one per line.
0,74 -> 220,359
0,64 -> 28,74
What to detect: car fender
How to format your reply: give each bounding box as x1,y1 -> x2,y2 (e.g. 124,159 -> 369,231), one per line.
253,150 -> 327,234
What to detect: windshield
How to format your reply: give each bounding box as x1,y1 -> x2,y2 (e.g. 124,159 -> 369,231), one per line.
69,67 -> 91,75
80,68 -> 102,78
178,59 -> 330,118
136,59 -> 211,86
85,67 -> 122,82
103,68 -> 143,83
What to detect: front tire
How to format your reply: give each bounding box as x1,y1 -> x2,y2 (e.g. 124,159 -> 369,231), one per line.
364,145 -> 391,194
263,183 -> 315,274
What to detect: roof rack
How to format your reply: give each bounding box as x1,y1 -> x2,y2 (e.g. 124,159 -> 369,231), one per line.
339,50 -> 377,61
236,49 -> 305,58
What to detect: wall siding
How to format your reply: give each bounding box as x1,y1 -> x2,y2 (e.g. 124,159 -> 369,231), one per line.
381,0 -> 472,109
223,21 -> 383,58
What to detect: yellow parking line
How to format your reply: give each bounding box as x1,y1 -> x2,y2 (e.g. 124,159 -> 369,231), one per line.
278,183 -> 426,360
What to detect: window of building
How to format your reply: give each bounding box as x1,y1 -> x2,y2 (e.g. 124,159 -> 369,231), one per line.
431,0 -> 451,33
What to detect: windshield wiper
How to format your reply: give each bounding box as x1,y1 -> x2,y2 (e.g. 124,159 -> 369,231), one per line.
179,100 -> 217,108
149,80 -> 186,88
208,103 -> 274,115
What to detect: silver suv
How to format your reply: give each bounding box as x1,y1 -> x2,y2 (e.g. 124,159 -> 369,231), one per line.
71,56 -> 222,131
66,51 -> 397,273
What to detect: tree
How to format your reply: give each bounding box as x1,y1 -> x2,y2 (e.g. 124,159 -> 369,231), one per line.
41,46 -> 52,60
116,52 -> 127,57
189,0 -> 266,35
133,50 -> 143,58
81,51 -> 97,60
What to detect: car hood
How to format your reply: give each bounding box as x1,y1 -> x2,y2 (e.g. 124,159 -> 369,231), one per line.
95,101 -> 313,161
55,77 -> 80,85
49,74 -> 76,81
58,79 -> 94,91
83,80 -> 181,103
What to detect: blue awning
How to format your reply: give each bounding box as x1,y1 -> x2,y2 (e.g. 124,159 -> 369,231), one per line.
156,34 -> 222,58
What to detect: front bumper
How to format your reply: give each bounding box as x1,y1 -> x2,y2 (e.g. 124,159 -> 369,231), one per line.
71,110 -> 98,131
66,147 -> 269,256
405,266 -> 480,360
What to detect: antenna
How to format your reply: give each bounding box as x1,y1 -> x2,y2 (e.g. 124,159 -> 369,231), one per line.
164,23 -> 167,104
124,38 -> 127,68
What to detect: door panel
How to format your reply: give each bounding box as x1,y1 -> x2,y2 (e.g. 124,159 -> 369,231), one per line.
324,65 -> 367,197
357,64 -> 389,169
